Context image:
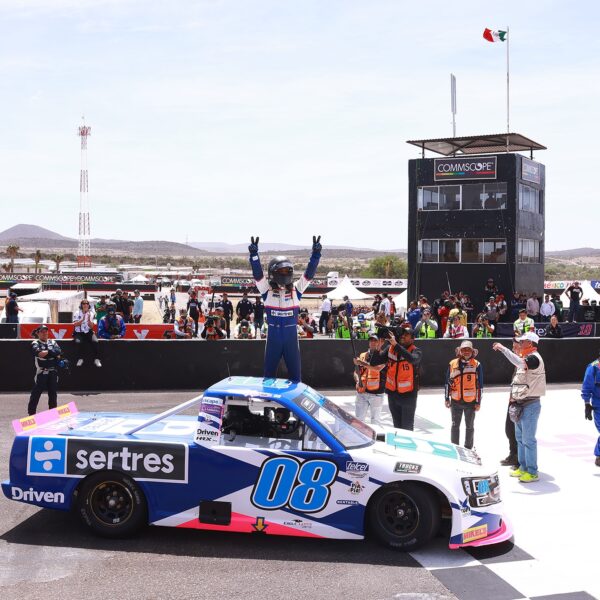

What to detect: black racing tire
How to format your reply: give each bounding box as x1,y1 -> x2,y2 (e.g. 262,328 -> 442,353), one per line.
77,471 -> 147,538
368,482 -> 441,551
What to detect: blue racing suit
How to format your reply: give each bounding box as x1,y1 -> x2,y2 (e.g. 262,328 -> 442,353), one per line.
250,250 -> 320,382
581,359 -> 600,456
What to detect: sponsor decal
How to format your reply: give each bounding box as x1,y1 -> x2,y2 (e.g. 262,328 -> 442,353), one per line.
18,416 -> 37,431
11,486 -> 65,504
252,516 -> 268,533
476,480 -> 490,495
394,462 -> 422,474
301,397 -> 316,413
12,402 -> 79,434
283,519 -> 313,530
50,328 -> 68,340
459,498 -> 471,516
434,156 -> 497,181
345,461 -> 369,478
271,309 -> 294,317
462,524 -> 488,543
132,329 -> 149,339
27,437 -> 188,483
348,481 -> 364,495
336,499 -> 359,506
385,433 -> 482,465
195,397 -> 224,445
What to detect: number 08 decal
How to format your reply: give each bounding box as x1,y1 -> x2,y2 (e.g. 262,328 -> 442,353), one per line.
251,457 -> 338,513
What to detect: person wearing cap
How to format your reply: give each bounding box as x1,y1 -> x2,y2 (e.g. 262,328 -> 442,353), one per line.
580,351 -> 600,467
353,334 -> 388,426
98,305 -> 126,339
95,295 -> 108,320
513,308 -> 535,337
443,314 -> 468,339
445,341 -> 483,449
28,325 -> 63,415
174,308 -> 194,339
235,318 -> 255,339
414,308 -> 438,339
384,328 -> 422,430
472,313 -> 495,338
5,292 -> 22,324
212,306 -> 228,332
355,315 -> 372,340
493,332 -> 546,483
132,290 -> 144,324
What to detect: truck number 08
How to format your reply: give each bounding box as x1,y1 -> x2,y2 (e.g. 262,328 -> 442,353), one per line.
251,457 -> 338,513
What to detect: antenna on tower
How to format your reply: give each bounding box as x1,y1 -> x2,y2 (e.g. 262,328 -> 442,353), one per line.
450,74 -> 457,139
77,116 -> 92,267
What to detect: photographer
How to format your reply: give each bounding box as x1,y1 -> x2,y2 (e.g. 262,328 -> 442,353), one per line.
353,334 -> 388,426
98,306 -> 126,339
384,327 -> 422,430
443,315 -> 468,339
73,299 -> 102,367
297,313 -> 315,339
414,308 -> 438,339
174,308 -> 194,338
28,326 -> 65,415
201,316 -> 225,340
472,313 -> 495,338
235,319 -> 255,339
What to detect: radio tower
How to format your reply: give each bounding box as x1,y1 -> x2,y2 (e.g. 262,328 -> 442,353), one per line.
77,117 -> 92,267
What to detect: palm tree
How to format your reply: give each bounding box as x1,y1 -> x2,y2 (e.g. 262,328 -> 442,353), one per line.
53,254 -> 64,273
6,245 -> 19,272
2,263 -> 11,273
34,249 -> 42,274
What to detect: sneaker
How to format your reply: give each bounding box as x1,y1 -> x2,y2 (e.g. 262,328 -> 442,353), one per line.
76,359 -> 84,367
500,455 -> 519,466
519,472 -> 539,483
510,468 -> 525,478
94,359 -> 102,368
595,457 -> 600,467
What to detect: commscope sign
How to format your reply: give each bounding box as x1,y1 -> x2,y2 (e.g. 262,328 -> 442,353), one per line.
434,156 -> 497,181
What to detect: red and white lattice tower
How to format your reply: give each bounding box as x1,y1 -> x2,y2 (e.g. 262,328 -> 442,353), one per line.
77,117 -> 92,267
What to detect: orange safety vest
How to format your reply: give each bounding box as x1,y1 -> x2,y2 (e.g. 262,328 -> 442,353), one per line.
448,357 -> 480,402
385,344 -> 417,394
356,351 -> 381,393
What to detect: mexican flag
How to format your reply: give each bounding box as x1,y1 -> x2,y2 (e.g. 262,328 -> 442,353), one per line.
483,28 -> 507,42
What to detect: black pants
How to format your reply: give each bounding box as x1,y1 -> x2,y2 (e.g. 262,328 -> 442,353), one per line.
74,331 -> 100,360
505,403 -> 518,456
224,318 -> 231,339
189,311 -> 200,336
28,371 -> 58,415
319,312 -> 330,334
451,403 -> 476,449
387,390 -> 418,431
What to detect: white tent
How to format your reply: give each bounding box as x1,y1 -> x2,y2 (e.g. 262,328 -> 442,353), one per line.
393,290 -> 408,315
558,281 -> 599,307
326,276 -> 372,300
131,274 -> 149,283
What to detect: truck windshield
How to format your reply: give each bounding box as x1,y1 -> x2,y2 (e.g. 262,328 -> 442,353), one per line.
293,389 -> 375,449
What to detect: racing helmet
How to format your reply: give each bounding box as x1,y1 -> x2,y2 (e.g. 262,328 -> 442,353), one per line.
268,256 -> 294,287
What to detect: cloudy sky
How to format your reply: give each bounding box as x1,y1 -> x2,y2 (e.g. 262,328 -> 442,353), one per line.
1,0 -> 598,250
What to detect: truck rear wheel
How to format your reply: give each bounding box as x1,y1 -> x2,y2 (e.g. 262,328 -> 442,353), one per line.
77,471 -> 147,537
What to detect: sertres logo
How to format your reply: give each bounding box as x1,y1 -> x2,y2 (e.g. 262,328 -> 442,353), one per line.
27,438 -> 188,483
28,437 -> 67,475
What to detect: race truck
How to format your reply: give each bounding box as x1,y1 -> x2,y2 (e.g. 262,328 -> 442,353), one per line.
2,377 -> 512,550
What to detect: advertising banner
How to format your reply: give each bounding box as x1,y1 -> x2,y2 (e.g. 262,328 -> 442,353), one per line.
195,397 -> 225,446
19,323 -> 177,340
0,273 -> 121,284
434,156 -> 497,181
521,157 -> 541,184
495,322 -> 596,338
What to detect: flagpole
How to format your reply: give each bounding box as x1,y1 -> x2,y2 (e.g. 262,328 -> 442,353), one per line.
506,25 -> 510,153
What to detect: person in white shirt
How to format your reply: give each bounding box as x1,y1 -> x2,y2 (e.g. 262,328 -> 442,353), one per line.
443,315 -> 468,339
379,293 -> 391,317
318,295 -> 332,334
73,299 -> 102,367
132,289 -> 144,323
539,294 -> 555,322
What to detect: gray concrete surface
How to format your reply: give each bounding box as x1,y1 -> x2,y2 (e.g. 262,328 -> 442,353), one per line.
0,391 -> 456,600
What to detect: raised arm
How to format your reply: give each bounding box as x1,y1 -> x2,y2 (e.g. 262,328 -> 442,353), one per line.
248,236 -> 269,296
296,236 -> 322,296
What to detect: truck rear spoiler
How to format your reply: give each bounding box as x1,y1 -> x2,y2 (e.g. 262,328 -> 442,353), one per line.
12,402 -> 79,434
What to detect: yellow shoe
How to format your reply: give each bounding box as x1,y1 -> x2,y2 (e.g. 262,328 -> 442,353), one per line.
519,472 -> 539,483
510,468 -> 525,477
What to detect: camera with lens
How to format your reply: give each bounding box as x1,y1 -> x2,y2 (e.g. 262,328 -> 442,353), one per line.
376,324 -> 404,340
206,317 -> 215,327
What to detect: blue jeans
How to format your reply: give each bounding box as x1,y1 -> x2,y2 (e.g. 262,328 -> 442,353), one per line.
593,406 -> 600,457
515,400 -> 541,475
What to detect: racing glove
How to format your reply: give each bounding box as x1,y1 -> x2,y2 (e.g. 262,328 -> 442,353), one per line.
585,403 -> 593,420
312,235 -> 322,254
248,236 -> 259,255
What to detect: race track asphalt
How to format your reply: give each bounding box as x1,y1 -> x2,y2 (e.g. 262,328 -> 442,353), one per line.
0,391 -> 456,600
